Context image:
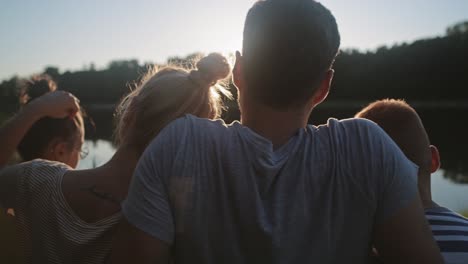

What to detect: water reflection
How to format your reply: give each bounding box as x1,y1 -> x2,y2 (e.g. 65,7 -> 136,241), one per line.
79,140 -> 468,214
77,140 -> 115,170
432,171 -> 468,213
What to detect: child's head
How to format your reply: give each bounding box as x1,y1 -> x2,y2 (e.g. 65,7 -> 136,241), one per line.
114,53 -> 232,154
18,75 -> 85,168
355,99 -> 432,172
355,99 -> 441,197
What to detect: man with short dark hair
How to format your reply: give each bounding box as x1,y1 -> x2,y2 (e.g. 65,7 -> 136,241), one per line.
110,1 -> 443,263
356,98 -> 468,263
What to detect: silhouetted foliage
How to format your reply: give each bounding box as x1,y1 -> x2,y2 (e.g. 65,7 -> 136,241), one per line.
44,67 -> 60,80
0,76 -> 20,113
1,22 -> 467,182
447,21 -> 468,36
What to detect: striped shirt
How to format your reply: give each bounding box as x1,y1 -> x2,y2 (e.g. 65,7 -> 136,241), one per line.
426,207 -> 468,264
10,159 -> 121,264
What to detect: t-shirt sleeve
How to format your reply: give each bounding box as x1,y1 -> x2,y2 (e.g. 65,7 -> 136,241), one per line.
341,118 -> 419,224
122,117 -> 188,244
362,119 -> 419,223
0,159 -> 68,210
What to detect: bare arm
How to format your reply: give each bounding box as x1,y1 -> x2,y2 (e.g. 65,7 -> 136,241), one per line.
108,218 -> 170,264
0,91 -> 80,167
108,118 -> 187,263
373,196 -> 444,264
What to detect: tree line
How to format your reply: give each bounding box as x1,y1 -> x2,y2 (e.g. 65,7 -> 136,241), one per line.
1,21 -> 467,181
1,22 -> 467,109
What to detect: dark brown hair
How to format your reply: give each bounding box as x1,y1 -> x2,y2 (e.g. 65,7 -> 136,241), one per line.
242,0 -> 340,109
17,75 -> 84,161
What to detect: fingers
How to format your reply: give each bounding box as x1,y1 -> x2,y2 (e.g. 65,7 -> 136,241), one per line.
27,90 -> 82,119
65,92 -> 80,119
46,90 -> 81,119
65,91 -> 80,104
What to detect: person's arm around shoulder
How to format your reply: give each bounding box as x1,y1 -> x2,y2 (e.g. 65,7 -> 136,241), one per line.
0,91 -> 80,167
109,218 -> 170,264
109,118 -> 191,264
358,120 -> 443,263
109,143 -> 173,264
0,91 -> 79,209
373,197 -> 443,263
109,154 -> 171,264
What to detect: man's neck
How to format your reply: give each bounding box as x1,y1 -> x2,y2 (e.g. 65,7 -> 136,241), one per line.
419,175 -> 437,209
240,101 -> 311,149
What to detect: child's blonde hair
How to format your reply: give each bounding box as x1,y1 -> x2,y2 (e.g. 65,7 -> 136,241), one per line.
114,53 -> 232,154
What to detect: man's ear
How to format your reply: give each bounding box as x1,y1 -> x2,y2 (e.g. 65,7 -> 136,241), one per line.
430,145 -> 441,173
311,69 -> 334,106
233,51 -> 245,91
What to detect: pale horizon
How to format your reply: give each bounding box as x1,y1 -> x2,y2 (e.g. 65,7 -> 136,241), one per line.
1,0 -> 467,80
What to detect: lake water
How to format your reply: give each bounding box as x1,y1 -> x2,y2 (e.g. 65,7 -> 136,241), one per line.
78,140 -> 468,214
77,140 -> 116,170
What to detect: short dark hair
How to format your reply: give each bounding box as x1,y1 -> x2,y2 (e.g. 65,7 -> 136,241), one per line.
355,99 -> 431,171
242,0 -> 340,109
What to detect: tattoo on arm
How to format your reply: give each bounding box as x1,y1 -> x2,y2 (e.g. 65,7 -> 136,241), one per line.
81,185 -> 122,206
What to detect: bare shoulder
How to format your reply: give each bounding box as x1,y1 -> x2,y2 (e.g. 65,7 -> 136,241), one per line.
61,168 -> 122,223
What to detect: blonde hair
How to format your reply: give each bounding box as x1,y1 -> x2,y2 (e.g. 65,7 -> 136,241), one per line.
114,53 -> 232,154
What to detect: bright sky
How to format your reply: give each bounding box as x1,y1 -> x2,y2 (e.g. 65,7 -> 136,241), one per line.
1,0 -> 467,80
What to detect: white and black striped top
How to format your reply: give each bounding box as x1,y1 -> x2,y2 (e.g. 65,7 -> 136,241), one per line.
13,159 -> 121,264
426,207 -> 468,264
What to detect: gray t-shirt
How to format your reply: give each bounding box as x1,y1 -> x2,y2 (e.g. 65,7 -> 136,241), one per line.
122,115 -> 418,264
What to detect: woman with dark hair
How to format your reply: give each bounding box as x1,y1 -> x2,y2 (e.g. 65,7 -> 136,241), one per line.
0,75 -> 83,262
0,74 -> 85,168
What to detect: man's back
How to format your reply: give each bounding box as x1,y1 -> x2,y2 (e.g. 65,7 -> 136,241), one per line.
111,0 -> 443,262
122,115 -> 418,263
